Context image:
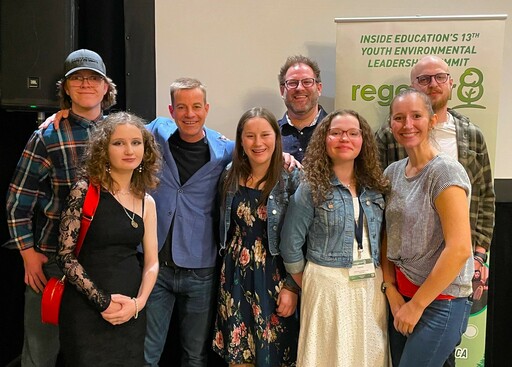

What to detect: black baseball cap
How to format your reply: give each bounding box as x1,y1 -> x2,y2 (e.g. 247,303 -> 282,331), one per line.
64,49 -> 107,77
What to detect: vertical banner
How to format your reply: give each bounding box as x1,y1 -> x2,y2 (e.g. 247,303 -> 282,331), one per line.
335,15 -> 506,367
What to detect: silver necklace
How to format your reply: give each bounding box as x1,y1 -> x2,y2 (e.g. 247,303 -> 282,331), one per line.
114,192 -> 138,228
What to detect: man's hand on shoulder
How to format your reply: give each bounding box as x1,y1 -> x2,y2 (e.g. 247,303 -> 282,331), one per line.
38,109 -> 70,130
283,152 -> 302,171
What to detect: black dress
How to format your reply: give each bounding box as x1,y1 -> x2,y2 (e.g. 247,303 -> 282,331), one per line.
58,181 -> 145,367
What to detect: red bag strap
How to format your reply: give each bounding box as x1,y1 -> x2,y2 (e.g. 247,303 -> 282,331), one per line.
74,183 -> 100,256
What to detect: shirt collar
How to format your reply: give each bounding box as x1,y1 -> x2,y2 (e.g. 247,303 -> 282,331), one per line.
69,110 -> 104,128
285,108 -> 322,128
435,111 -> 455,129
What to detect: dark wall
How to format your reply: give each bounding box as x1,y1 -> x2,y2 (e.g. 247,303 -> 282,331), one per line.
0,0 -> 77,111
0,1 -> 155,365
75,0 -> 156,120
0,0 -> 156,117
485,198 -> 512,367
77,0 -> 127,113
124,0 -> 156,120
0,111 -> 36,365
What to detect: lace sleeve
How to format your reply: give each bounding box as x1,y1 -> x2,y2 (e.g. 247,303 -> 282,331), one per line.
56,179 -> 111,312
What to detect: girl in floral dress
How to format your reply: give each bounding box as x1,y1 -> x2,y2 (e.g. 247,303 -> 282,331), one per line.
213,107 -> 300,367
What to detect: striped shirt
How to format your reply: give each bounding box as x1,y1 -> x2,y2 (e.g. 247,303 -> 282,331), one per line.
384,154 -> 474,297
375,108 -> 495,251
5,112 -> 103,252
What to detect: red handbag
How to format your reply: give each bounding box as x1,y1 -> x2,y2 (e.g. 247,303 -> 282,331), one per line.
41,183 -> 100,325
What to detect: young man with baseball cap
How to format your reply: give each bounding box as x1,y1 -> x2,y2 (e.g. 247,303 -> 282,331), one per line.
5,49 -> 116,367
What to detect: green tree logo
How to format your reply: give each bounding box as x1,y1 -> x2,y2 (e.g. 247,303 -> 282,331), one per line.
453,67 -> 486,110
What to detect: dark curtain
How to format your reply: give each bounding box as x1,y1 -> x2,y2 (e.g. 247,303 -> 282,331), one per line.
0,1 -> 155,365
78,0 -> 126,113
485,202 -> 512,366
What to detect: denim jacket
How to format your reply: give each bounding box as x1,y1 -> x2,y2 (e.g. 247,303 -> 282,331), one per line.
280,177 -> 385,275
219,167 -> 301,257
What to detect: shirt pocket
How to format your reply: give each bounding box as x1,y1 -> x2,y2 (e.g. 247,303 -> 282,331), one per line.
369,196 -> 385,218
312,199 -> 345,241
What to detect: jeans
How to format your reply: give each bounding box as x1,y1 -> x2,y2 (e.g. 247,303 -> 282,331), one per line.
443,351 -> 456,367
144,265 -> 217,367
389,297 -> 472,367
22,253 -> 63,367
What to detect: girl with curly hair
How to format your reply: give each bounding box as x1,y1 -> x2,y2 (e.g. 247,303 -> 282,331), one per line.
56,111 -> 161,366
280,109 -> 390,366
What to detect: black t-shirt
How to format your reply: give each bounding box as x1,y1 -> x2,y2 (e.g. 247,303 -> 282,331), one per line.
168,131 -> 210,184
159,131 -> 211,265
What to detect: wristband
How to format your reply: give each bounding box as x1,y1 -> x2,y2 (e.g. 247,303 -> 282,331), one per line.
132,297 -> 139,319
282,283 -> 300,295
381,281 -> 396,294
473,251 -> 488,264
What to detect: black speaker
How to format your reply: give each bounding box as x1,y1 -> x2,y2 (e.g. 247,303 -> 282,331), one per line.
0,0 -> 77,111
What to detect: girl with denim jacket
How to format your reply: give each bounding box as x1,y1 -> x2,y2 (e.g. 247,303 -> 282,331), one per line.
212,107 -> 300,367
280,109 -> 390,367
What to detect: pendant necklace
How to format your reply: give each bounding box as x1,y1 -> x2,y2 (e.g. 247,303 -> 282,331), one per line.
342,180 -> 355,189
114,191 -> 138,228
123,204 -> 139,229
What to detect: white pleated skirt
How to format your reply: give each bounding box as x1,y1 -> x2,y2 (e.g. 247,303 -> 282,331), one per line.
297,261 -> 389,367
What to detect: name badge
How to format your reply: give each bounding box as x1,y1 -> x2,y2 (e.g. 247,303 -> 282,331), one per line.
349,258 -> 376,281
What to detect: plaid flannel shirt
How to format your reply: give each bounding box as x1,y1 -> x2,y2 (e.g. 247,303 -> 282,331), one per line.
5,112 -> 102,252
375,108 -> 495,251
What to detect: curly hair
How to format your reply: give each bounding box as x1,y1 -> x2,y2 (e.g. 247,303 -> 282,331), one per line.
57,76 -> 117,110
223,107 -> 283,207
278,55 -> 322,85
80,111 -> 161,198
303,109 -> 389,205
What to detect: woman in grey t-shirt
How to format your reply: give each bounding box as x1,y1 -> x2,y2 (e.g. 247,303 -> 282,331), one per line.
382,88 -> 473,366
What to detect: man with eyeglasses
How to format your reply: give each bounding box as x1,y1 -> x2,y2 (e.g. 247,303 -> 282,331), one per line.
5,49 -> 116,367
375,55 -> 495,367
278,55 -> 328,162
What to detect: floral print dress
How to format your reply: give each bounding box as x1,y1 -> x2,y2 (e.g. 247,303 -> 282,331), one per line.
213,186 -> 298,366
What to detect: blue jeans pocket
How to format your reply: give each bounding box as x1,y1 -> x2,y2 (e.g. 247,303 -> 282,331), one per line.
190,267 -> 215,279
460,298 -> 473,334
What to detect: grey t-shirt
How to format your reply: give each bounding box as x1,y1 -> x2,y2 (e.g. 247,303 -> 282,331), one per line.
384,153 -> 473,297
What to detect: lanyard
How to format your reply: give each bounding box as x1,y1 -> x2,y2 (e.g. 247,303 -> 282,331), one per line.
354,197 -> 364,256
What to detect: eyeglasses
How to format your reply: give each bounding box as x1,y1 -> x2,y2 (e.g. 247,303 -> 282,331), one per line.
67,74 -> 105,86
415,73 -> 450,86
328,128 -> 362,140
282,78 -> 316,90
